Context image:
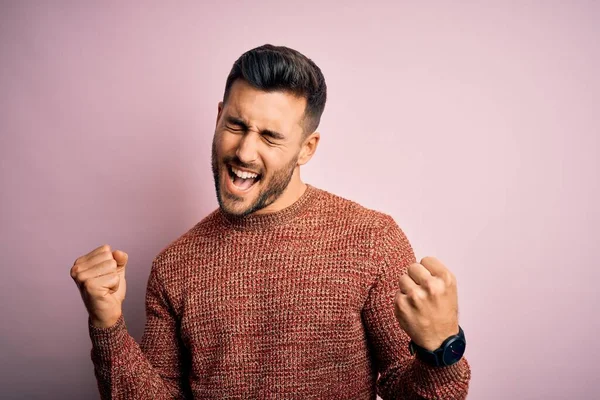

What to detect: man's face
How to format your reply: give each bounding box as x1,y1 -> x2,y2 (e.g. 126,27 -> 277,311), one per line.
212,79 -> 307,217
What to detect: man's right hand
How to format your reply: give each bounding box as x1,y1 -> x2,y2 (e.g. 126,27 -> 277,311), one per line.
70,244 -> 128,329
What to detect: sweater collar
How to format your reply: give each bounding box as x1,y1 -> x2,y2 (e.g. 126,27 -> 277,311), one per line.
218,184 -> 317,230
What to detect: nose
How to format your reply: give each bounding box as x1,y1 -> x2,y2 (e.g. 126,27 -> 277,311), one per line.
235,131 -> 259,164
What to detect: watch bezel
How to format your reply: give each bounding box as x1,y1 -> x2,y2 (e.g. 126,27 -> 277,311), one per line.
441,333 -> 466,365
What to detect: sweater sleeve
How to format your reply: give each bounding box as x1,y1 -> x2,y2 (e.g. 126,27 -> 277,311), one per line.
88,264 -> 191,399
362,215 -> 471,399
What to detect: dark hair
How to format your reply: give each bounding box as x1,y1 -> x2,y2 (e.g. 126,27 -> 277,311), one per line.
222,44 -> 327,135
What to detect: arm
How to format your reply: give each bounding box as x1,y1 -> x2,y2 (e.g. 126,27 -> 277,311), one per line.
89,264 -> 191,399
362,215 -> 471,399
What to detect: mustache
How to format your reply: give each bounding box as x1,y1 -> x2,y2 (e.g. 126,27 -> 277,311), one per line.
222,156 -> 263,174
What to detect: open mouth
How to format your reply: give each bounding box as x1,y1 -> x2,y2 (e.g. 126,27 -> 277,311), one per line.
227,164 -> 261,192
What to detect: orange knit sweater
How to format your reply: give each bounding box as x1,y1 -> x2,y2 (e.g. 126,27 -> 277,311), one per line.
89,184 -> 471,399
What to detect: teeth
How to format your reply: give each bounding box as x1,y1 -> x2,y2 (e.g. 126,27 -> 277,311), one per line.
231,166 -> 258,180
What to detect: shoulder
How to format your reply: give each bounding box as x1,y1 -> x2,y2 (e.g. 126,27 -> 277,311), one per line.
310,185 -> 400,232
309,186 -> 413,264
310,186 -> 415,274
150,209 -> 222,279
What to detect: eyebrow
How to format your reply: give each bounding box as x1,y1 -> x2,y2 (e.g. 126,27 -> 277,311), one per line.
225,115 -> 286,141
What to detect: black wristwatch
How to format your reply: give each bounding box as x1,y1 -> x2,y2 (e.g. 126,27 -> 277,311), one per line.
409,326 -> 466,367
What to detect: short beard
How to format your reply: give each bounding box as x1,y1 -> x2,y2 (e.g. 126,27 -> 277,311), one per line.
211,139 -> 299,217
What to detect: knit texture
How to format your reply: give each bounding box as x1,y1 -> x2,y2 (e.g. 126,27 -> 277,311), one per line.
89,184 -> 471,399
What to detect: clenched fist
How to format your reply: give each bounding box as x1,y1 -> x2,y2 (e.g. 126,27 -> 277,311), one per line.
70,244 -> 128,329
393,256 -> 460,351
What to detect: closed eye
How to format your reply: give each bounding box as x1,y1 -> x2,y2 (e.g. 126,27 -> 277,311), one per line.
262,130 -> 285,142
224,115 -> 285,143
262,135 -> 276,145
226,125 -> 244,132
225,116 -> 248,132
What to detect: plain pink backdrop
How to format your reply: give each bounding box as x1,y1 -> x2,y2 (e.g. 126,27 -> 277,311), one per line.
1,1 -> 598,399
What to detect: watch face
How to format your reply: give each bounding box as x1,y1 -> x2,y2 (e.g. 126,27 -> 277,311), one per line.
443,338 -> 466,365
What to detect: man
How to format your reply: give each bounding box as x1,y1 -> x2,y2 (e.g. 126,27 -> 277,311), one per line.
70,44 -> 471,399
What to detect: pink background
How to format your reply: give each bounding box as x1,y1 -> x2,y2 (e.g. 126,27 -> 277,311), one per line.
1,1 -> 598,399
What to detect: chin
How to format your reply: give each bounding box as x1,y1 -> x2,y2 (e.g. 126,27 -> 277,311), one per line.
220,201 -> 252,216
217,185 -> 256,217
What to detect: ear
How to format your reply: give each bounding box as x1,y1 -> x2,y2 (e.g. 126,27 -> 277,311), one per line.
216,101 -> 224,128
297,132 -> 320,166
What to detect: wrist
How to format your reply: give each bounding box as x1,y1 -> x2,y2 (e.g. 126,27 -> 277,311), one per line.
90,313 -> 122,329
416,327 -> 461,351
409,326 -> 466,367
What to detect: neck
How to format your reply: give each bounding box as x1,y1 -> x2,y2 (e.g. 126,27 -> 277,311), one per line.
253,171 -> 306,216
218,182 -> 316,231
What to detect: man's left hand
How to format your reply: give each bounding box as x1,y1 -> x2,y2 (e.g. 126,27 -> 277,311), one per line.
393,256 -> 460,351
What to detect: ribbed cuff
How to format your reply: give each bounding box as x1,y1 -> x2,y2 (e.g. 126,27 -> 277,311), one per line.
88,314 -> 129,362
413,357 -> 471,386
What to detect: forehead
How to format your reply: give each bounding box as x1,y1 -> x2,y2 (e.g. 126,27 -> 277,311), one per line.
224,80 -> 307,133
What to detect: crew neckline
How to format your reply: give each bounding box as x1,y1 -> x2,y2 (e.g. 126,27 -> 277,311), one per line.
218,184 -> 318,230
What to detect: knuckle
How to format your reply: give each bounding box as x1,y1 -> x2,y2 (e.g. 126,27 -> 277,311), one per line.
421,277 -> 433,289
81,279 -> 91,291
428,282 -> 442,296
399,276 -> 411,289
406,293 -> 418,306
413,289 -> 427,300
442,271 -> 454,285
394,290 -> 403,302
96,256 -> 112,268
109,273 -> 120,286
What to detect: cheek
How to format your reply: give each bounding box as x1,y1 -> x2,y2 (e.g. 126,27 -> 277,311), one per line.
262,150 -> 294,174
217,132 -> 239,155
